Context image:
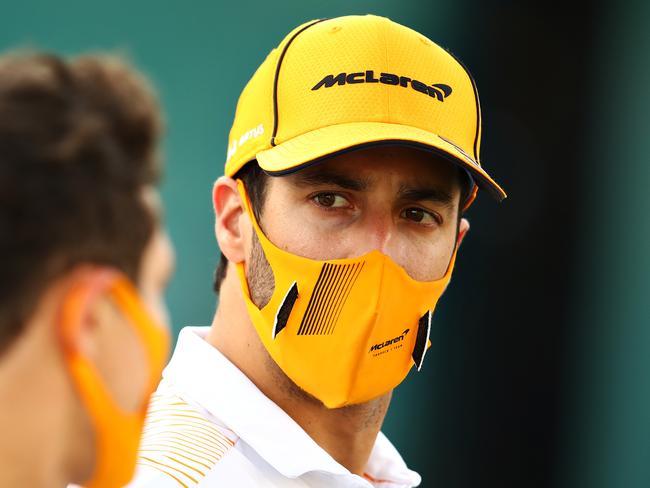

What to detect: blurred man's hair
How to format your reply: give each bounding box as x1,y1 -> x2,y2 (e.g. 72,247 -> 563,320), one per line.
0,52 -> 163,354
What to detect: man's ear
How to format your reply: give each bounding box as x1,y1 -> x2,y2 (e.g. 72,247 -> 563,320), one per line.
457,218 -> 470,247
57,268 -> 152,412
57,269 -> 115,361
213,176 -> 246,264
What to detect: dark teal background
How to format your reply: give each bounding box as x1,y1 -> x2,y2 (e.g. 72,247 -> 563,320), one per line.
3,1 -> 649,487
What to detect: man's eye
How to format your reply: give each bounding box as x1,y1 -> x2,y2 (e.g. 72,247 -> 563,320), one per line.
313,193 -> 348,208
401,207 -> 439,224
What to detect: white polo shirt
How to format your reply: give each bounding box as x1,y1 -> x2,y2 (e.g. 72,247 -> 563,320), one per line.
126,326 -> 421,488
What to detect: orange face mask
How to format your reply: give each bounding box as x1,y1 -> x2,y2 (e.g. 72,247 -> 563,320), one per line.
236,180 -> 457,408
59,272 -> 170,488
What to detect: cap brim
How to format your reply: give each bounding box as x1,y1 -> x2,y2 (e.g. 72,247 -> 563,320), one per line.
256,122 -> 507,202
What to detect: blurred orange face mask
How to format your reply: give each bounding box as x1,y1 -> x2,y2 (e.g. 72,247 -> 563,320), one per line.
236,180 -> 457,408
58,271 -> 170,488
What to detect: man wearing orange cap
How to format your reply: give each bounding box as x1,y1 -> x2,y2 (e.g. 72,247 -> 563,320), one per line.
130,14 -> 505,488
0,53 -> 172,488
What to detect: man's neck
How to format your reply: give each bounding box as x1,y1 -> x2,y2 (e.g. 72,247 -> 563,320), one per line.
261,352 -> 391,475
0,328 -> 71,488
208,271 -> 391,476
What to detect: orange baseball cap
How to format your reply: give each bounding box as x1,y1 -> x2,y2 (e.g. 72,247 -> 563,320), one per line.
224,14 -> 506,207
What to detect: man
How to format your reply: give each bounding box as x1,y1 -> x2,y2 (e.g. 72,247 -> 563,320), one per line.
0,53 -> 173,487
131,14 -> 506,488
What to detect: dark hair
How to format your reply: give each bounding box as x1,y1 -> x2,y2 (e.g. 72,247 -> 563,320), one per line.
0,52 -> 163,353
213,157 -> 472,293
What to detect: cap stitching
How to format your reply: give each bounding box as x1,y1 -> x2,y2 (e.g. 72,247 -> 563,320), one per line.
270,18 -> 328,147
381,17 -> 391,121
445,49 -> 482,162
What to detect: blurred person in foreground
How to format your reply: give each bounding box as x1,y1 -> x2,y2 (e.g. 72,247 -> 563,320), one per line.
0,52 -> 173,487
130,14 -> 506,488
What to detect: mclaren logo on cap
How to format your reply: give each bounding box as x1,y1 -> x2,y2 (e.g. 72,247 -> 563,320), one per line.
312,70 -> 452,102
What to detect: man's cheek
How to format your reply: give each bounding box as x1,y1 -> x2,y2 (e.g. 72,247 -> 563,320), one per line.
141,291 -> 171,330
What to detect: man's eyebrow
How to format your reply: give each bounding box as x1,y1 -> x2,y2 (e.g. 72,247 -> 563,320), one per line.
397,185 -> 455,208
291,170 -> 369,191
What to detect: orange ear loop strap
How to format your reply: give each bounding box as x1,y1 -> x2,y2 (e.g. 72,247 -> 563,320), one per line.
107,276 -> 169,394
58,272 -> 170,488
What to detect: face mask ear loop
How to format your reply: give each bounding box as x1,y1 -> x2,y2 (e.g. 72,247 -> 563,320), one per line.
235,178 -> 251,214
461,184 -> 479,211
441,244 -> 460,280
236,179 -> 278,252
108,276 -> 170,394
58,272 -> 170,488
233,179 -> 269,310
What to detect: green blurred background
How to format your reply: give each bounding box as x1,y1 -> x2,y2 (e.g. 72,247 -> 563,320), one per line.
3,1 -> 649,487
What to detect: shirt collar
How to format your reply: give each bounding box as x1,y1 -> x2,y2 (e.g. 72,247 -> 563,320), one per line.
162,326 -> 420,485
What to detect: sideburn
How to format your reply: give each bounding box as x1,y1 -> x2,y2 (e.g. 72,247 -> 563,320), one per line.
247,231 -> 275,309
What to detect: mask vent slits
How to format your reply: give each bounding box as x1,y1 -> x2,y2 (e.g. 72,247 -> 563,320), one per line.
412,310 -> 432,371
273,282 -> 299,339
